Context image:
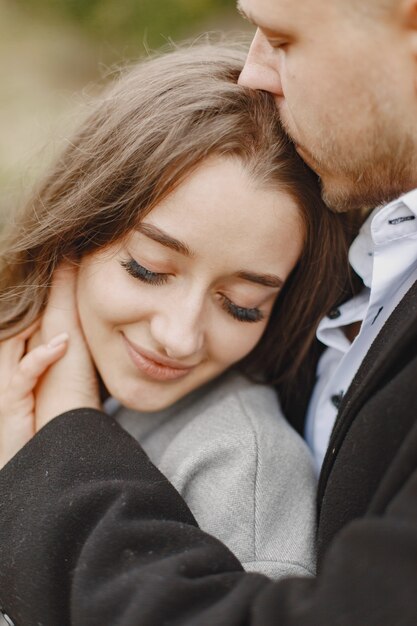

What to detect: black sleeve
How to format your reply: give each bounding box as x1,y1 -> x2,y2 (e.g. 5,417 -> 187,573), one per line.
0,409 -> 416,626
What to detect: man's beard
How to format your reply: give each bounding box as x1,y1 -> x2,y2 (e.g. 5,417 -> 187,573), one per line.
279,108 -> 417,213
320,132 -> 417,212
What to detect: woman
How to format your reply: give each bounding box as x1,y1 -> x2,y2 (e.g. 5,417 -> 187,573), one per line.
0,43 -> 356,593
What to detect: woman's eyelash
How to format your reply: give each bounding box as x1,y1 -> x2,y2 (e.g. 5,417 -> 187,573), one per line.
221,295 -> 264,324
121,258 -> 263,323
120,258 -> 168,286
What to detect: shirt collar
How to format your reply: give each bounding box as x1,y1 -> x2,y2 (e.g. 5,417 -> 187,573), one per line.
349,189 -> 417,287
316,288 -> 369,353
318,187 -> 417,353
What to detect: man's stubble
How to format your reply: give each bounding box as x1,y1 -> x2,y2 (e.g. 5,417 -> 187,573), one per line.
278,90 -> 417,213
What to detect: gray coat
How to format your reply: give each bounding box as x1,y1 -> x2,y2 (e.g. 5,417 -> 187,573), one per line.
113,371 -> 317,579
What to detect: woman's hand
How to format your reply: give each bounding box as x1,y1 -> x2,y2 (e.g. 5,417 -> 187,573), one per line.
0,322 -> 68,469
32,262 -> 101,430
0,263 -> 101,468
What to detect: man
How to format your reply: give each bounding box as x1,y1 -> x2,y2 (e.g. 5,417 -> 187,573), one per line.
0,0 -> 416,624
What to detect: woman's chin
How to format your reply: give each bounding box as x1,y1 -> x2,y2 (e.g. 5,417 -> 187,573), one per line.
101,364 -> 225,413
119,396 -> 174,413
104,379 -> 185,413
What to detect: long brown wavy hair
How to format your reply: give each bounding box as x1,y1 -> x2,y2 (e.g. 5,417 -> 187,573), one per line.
0,43 -> 360,411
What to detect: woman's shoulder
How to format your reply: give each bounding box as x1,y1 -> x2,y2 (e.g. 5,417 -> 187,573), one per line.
169,372 -> 281,446
188,370 -> 280,423
159,370 -> 317,577
159,370 -> 314,483
188,371 -> 311,455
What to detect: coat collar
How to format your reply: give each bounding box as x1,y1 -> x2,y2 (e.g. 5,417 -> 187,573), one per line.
317,278 -> 417,509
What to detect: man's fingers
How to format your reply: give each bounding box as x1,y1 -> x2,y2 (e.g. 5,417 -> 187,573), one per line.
0,337 -> 27,383
47,262 -> 78,310
10,333 -> 69,397
14,319 -> 41,341
42,262 -> 81,337
0,320 -> 42,378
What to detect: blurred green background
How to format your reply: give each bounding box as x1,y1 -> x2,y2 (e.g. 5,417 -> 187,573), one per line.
0,0 -> 253,216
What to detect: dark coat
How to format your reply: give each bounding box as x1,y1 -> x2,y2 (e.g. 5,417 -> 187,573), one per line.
0,281 -> 416,626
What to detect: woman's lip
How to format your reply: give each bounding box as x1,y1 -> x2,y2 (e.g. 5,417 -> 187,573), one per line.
126,337 -> 195,369
122,334 -> 194,381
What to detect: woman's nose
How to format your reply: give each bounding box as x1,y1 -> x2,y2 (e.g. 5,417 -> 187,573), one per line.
238,29 -> 283,97
150,301 -> 204,361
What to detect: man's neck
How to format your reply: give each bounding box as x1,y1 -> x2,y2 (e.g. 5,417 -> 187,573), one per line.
343,320 -> 362,343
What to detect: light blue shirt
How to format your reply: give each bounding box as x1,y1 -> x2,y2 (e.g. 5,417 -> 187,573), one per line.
306,189 -> 417,472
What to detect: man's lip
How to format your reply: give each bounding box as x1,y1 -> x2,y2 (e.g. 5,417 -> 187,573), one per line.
122,334 -> 196,381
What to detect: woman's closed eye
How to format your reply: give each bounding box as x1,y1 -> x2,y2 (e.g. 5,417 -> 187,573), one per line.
120,257 -> 265,324
220,295 -> 264,324
121,257 -> 169,286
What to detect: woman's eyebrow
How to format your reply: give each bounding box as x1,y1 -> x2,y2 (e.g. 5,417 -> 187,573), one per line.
135,223 -> 282,287
136,222 -> 194,257
236,270 -> 283,289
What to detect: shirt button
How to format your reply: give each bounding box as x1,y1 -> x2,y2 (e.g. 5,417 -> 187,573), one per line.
331,392 -> 344,410
328,308 -> 341,320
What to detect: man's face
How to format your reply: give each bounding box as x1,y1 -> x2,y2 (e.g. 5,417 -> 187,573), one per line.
238,0 -> 417,211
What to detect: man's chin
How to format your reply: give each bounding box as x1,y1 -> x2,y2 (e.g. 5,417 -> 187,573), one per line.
320,177 -> 377,213
321,185 -> 361,213
320,164 -> 417,213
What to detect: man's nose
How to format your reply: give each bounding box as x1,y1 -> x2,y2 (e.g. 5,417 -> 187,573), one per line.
150,301 -> 205,361
238,29 -> 283,97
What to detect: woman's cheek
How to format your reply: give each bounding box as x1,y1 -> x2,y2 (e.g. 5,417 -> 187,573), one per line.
77,259 -> 142,328
213,320 -> 268,368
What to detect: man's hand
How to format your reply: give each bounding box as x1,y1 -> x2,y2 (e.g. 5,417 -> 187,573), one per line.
32,262 -> 101,430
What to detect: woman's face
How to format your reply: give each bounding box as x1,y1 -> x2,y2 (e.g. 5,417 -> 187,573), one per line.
77,157 -> 303,411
